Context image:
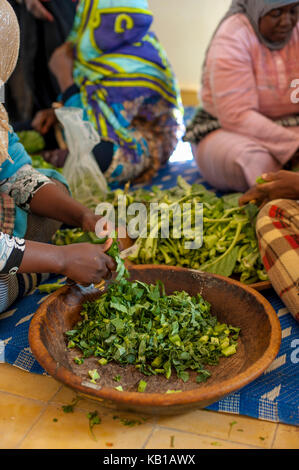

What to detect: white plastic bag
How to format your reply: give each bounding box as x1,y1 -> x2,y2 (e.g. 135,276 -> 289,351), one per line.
55,107 -> 108,209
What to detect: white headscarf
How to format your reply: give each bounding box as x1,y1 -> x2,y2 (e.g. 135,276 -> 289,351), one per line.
0,0 -> 20,165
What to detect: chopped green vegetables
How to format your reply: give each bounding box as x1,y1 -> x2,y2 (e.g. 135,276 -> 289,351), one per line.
31,154 -> 63,173
74,357 -> 84,365
17,130 -> 45,155
112,415 -> 146,426
17,130 -> 62,173
53,229 -> 128,283
137,380 -> 147,393
87,410 -> 101,440
66,277 -> 240,383
98,358 -> 108,365
62,396 -> 81,413
53,228 -> 106,246
38,278 -> 65,293
125,177 -> 267,284
88,369 -> 100,383
106,231 -> 129,281
53,177 -> 267,285
256,176 -> 267,185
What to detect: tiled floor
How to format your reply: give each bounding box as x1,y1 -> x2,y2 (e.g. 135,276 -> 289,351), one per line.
0,363 -> 298,449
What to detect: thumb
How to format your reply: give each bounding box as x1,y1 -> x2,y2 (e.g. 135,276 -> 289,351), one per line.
41,117 -> 53,134
101,238 -> 113,253
37,2 -> 54,22
260,172 -> 277,182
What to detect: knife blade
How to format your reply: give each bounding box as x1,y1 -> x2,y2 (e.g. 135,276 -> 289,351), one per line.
119,243 -> 138,259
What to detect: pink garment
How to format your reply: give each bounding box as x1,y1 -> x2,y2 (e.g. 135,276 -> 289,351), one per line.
194,14 -> 299,191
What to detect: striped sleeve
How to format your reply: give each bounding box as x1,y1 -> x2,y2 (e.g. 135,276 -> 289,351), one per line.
0,232 -> 26,274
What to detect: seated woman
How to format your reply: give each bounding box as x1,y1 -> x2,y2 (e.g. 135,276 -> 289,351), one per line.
240,170 -> 299,323
185,0 -> 299,192
0,0 -> 115,314
33,0 -> 183,184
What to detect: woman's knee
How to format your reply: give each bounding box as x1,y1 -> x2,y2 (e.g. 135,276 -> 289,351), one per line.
193,132 -> 248,191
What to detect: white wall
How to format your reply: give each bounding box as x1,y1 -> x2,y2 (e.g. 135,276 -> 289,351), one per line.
148,0 -> 231,92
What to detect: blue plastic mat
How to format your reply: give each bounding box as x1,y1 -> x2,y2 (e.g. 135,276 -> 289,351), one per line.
0,157 -> 298,426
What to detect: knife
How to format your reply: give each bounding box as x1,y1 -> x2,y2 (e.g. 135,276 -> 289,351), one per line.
118,243 -> 138,259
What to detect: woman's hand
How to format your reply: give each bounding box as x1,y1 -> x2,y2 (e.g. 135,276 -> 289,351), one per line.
81,211 -> 127,249
239,170 -> 299,207
49,43 -> 75,93
24,0 -> 54,22
80,211 -> 104,233
29,182 -> 118,243
60,239 -> 116,284
20,239 -> 116,285
31,109 -> 57,135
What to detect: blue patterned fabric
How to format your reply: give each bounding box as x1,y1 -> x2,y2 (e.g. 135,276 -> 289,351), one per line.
1,131 -> 69,239
69,0 -> 182,158
0,156 -> 298,426
1,131 -> 31,180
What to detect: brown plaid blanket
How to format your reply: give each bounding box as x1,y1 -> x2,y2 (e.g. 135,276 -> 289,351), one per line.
256,199 -> 299,323
0,192 -> 15,235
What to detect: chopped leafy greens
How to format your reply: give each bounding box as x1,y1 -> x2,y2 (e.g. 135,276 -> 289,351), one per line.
66,278 -> 240,383
138,380 -> 148,393
88,369 -> 100,383
87,410 -> 101,440
62,396 -> 81,413
106,231 -> 129,281
53,229 -> 128,282
38,278 -> 65,293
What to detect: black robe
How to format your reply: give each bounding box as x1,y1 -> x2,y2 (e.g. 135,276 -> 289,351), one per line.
7,0 -> 78,121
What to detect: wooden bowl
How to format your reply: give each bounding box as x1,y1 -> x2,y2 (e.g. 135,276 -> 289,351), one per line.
29,266 -> 281,416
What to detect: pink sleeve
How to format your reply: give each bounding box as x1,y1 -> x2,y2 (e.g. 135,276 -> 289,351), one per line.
208,21 -> 299,165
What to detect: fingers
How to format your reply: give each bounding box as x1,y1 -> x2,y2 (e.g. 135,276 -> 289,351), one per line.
66,255 -> 115,285
239,193 -> 252,206
104,256 -> 117,274
34,118 -> 49,135
101,238 -> 113,253
97,243 -> 117,272
32,110 -> 56,134
63,42 -> 75,59
239,187 -> 262,206
90,253 -> 116,282
95,217 -> 114,236
31,113 -> 43,133
27,0 -> 54,21
259,198 -> 270,210
41,118 -> 54,135
239,196 -> 251,206
258,172 -> 276,183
